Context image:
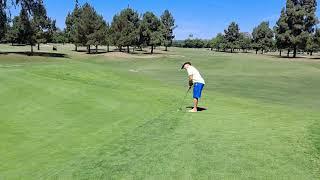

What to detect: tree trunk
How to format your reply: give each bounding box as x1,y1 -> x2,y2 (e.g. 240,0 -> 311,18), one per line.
165,46 -> 168,51
37,43 -> 40,50
261,49 -> 264,54
310,51 -> 313,56
151,45 -> 154,54
31,45 -> 33,54
127,46 -> 130,53
75,45 -> 78,51
293,47 -> 297,58
11,42 -> 13,46
96,45 -> 98,54
256,49 -> 258,54
88,45 -> 91,54
279,49 -> 282,56
287,49 -> 290,57
107,45 -> 109,52
231,48 -> 233,53
119,46 -> 122,52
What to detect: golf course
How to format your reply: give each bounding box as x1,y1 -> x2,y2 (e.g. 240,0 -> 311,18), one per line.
0,44 -> 319,179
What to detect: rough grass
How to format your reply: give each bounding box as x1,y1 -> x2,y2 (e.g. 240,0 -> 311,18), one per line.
0,44 -> 319,179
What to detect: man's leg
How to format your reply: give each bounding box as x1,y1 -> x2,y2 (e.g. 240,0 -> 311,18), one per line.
189,83 -> 204,113
192,98 -> 198,112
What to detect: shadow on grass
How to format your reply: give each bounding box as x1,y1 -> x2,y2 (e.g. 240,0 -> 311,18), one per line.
0,51 -> 69,58
269,54 -> 306,59
186,106 -> 208,112
143,52 -> 163,55
86,50 -> 108,54
72,49 -> 110,54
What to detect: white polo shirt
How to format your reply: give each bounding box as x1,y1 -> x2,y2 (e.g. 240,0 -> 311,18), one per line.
187,66 -> 205,84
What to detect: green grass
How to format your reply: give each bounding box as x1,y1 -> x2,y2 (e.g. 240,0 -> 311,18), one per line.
0,44 -> 319,179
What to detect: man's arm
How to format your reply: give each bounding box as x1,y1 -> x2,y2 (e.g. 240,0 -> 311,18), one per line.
188,75 -> 193,88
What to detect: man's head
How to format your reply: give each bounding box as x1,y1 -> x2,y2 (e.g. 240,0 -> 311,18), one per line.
181,62 -> 192,70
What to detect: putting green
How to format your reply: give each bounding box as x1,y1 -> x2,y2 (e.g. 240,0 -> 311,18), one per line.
0,45 -> 319,179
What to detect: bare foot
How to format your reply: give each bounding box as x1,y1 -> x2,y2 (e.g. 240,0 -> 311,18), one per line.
188,109 -> 198,113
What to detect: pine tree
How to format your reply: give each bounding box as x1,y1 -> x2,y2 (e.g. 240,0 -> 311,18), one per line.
274,8 -> 290,57
281,0 -> 318,57
239,32 -> 252,53
110,8 -> 140,53
140,12 -> 163,54
224,22 -> 240,53
65,0 -> 81,51
19,8 -> 36,53
52,28 -> 67,44
306,28 -> 320,56
1,0 -> 41,41
286,0 -> 305,57
87,15 -> 107,53
160,10 -> 176,51
105,23 -> 111,52
0,0 -> 7,41
210,33 -> 225,52
303,0 -> 318,33
32,0 -> 50,50
252,22 -> 274,54
77,3 -> 107,54
5,16 -> 19,45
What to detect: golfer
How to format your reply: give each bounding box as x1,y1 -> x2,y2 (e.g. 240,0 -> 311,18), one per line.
181,62 -> 205,112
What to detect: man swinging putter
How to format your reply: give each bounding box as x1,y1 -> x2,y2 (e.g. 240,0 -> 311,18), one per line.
181,62 -> 205,112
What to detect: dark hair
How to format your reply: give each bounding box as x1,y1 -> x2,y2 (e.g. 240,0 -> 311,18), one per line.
181,62 -> 191,69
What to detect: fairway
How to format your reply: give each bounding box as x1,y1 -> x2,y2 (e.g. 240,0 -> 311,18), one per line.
0,45 -> 320,179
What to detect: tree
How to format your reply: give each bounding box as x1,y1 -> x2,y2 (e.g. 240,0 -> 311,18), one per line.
31,0 -> 50,50
286,0 -> 305,57
110,8 -> 140,53
274,8 -> 290,57
45,19 -> 57,43
76,3 -> 107,54
160,10 -> 176,51
306,28 -> 320,56
140,12 -> 163,54
1,0 -> 40,42
5,16 -> 20,45
285,0 -> 317,57
65,0 -> 81,51
239,32 -> 252,53
0,1 -> 7,41
224,22 -> 240,53
87,16 -> 107,53
303,0 -> 318,33
19,8 -> 36,53
184,38 -> 205,48
105,23 -> 111,52
210,33 -> 226,51
252,22 -> 274,54
172,40 -> 184,47
52,29 -> 67,44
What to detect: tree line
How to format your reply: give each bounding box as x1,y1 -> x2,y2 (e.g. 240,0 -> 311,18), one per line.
0,0 -> 176,54
173,0 -> 318,58
1,0 -> 319,58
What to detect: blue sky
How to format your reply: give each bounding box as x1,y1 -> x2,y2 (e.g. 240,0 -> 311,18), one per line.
8,0 -> 320,40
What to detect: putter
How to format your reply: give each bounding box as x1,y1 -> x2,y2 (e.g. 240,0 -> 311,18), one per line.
178,87 -> 191,111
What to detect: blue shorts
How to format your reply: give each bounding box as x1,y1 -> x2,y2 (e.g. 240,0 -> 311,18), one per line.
193,83 -> 205,99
